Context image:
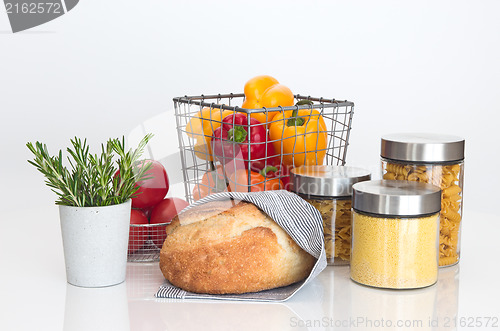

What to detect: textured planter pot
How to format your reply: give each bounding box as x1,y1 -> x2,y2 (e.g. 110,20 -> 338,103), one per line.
59,200 -> 132,287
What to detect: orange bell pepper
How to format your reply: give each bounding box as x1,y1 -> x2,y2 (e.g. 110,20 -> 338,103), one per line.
269,100 -> 328,168
192,165 -> 228,201
244,75 -> 279,101
185,107 -> 233,161
242,75 -> 294,123
241,99 -> 273,124
228,169 -> 283,192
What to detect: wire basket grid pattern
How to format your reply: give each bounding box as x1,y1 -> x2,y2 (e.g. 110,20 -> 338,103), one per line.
174,93 -> 354,203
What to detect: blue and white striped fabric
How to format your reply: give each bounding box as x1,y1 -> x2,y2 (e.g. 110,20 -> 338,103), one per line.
155,190 -> 327,302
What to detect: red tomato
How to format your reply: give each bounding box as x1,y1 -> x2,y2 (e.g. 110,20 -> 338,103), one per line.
131,160 -> 169,209
142,206 -> 154,220
150,197 -> 189,248
128,209 -> 148,254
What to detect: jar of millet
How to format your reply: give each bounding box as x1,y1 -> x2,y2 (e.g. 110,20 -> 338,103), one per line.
351,180 -> 441,289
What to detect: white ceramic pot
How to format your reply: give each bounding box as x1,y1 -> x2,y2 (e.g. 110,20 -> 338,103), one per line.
59,200 -> 131,287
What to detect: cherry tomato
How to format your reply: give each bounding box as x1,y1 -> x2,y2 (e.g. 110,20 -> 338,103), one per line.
128,209 -> 148,254
150,197 -> 189,248
131,160 -> 169,209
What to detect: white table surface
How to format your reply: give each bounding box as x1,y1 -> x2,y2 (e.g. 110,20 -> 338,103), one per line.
1,207 -> 499,331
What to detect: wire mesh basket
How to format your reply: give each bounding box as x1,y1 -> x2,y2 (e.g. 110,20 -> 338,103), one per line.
127,222 -> 168,262
126,262 -> 165,299
174,93 -> 354,203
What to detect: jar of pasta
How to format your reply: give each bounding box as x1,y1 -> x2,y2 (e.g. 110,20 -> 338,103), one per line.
290,165 -> 371,266
351,180 -> 441,289
380,133 -> 465,267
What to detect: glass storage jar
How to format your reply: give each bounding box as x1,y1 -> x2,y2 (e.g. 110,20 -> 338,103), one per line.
351,180 -> 441,289
381,133 -> 465,267
290,165 -> 371,266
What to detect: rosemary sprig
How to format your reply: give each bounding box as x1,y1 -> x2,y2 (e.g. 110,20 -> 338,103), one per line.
26,134 -> 154,207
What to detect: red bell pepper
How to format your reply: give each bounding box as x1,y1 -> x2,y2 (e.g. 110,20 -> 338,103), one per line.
211,113 -> 278,172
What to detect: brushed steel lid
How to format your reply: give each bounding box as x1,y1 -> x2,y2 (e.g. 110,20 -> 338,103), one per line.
381,133 -> 465,163
352,180 -> 441,216
290,165 -> 371,197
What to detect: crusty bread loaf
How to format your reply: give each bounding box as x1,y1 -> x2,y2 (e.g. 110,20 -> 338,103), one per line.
159,199 -> 316,294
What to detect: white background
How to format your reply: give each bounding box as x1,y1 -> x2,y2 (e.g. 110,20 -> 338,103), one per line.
1,0 -> 499,211
1,1 -> 499,330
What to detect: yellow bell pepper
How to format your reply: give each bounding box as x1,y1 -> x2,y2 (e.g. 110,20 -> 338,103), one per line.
185,107 -> 233,161
269,101 -> 328,167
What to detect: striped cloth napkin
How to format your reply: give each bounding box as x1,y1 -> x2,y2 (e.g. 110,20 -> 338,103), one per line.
155,190 -> 327,302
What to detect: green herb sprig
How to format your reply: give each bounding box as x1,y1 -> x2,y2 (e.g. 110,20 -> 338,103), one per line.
27,134 -> 154,207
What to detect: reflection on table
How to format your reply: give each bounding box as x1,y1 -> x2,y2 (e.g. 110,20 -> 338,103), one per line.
62,262 -> 460,331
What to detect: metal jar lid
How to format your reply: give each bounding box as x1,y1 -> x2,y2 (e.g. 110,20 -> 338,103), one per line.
290,165 -> 371,197
352,180 -> 441,217
381,133 -> 465,163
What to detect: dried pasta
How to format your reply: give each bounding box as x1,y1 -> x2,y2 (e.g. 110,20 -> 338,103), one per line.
438,255 -> 459,267
305,198 -> 352,264
383,162 -> 463,266
385,163 -> 411,177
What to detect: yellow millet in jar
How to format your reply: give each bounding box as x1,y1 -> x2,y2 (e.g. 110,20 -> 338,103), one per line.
350,212 -> 439,289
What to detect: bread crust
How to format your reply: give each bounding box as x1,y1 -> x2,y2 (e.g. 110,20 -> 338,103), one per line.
160,200 -> 316,294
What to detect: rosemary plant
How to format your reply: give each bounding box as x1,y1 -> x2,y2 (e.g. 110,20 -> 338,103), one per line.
27,134 -> 154,207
